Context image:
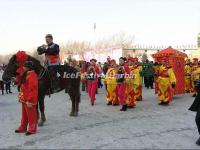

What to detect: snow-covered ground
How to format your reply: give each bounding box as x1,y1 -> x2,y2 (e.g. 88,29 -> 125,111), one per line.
0,86 -> 199,149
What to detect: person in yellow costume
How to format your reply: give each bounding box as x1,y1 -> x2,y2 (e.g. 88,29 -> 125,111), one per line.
191,58 -> 200,97
104,59 -> 119,106
154,62 -> 162,95
135,59 -> 143,101
126,57 -> 139,108
185,59 -> 192,93
157,58 -> 176,105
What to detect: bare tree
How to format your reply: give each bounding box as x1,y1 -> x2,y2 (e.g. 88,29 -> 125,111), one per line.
0,32 -> 135,64
95,32 -> 134,49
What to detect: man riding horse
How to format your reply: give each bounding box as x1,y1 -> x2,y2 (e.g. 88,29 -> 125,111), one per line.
37,34 -> 62,93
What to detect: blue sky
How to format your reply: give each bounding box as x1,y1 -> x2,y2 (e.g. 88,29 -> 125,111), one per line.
0,0 -> 200,54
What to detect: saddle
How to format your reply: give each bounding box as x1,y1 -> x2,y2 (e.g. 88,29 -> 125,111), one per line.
41,65 -> 64,95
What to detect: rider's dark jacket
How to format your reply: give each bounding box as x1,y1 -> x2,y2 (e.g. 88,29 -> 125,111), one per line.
37,43 -> 60,66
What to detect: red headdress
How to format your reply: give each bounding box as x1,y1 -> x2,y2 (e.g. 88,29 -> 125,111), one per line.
128,57 -> 138,63
160,57 -> 171,67
128,57 -> 134,63
15,51 -> 28,85
110,59 -> 116,64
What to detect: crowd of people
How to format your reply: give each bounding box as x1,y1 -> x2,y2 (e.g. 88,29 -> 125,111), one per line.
0,65 -> 12,95
185,58 -> 200,97
1,34 -> 199,146
78,55 -> 178,111
76,56 -> 200,113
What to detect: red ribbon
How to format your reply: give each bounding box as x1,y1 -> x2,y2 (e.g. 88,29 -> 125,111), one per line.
15,51 -> 28,85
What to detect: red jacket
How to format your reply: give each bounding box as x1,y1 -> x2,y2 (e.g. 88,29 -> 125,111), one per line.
19,71 -> 38,105
87,65 -> 100,80
121,63 -> 130,74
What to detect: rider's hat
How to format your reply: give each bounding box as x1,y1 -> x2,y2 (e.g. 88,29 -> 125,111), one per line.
45,34 -> 53,39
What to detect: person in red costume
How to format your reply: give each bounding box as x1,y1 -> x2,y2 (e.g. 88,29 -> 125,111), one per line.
15,61 -> 38,136
86,59 -> 100,106
116,57 -> 130,111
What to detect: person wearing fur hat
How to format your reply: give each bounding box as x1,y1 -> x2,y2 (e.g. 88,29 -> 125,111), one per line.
15,61 -> 38,136
105,59 -> 119,106
116,57 -> 130,111
157,58 -> 176,105
86,59 -> 100,106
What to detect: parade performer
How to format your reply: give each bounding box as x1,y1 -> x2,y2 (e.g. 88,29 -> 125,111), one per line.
15,61 -> 38,136
185,59 -> 192,93
37,34 -> 61,93
191,58 -> 200,97
126,57 -> 139,108
154,62 -> 161,94
103,59 -> 111,91
104,59 -> 119,105
157,58 -> 176,105
135,59 -> 143,101
86,59 -> 100,106
116,57 -> 130,111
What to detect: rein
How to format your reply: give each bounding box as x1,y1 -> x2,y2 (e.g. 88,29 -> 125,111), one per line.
39,67 -> 47,80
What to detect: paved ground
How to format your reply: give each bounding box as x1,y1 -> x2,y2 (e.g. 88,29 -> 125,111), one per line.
0,86 -> 199,149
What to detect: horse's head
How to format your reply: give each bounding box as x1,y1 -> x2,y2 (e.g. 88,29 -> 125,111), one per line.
2,55 -> 19,81
2,51 -> 29,82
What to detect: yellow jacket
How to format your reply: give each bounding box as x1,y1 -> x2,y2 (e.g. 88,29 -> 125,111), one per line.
105,68 -> 117,85
158,65 -> 176,85
168,68 -> 176,84
130,67 -> 141,86
138,65 -> 143,84
185,65 -> 192,76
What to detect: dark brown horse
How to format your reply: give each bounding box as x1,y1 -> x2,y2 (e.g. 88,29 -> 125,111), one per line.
2,54 -> 80,126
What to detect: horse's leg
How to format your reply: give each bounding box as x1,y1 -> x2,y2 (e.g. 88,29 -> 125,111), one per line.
70,97 -> 76,116
68,90 -> 76,116
38,94 -> 46,126
74,87 -> 80,116
74,95 -> 80,117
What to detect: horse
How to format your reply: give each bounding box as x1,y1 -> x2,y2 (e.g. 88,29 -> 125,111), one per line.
2,54 -> 81,126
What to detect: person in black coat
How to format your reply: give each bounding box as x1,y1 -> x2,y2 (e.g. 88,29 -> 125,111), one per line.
37,34 -> 61,93
189,79 -> 200,145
